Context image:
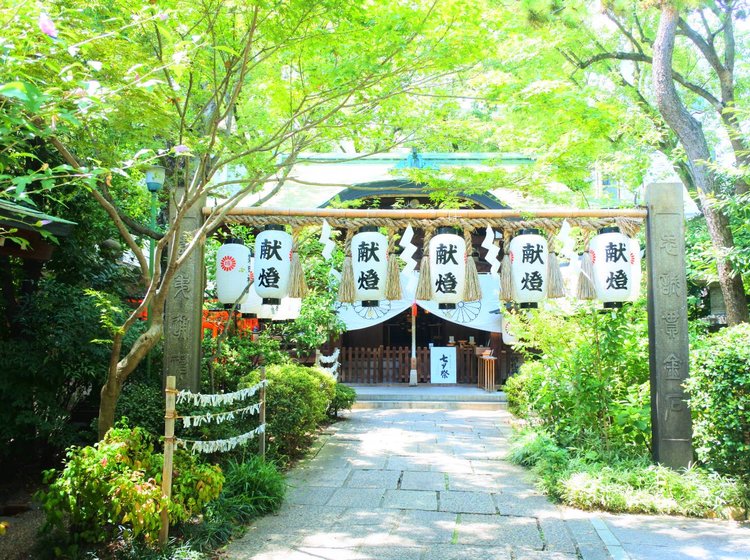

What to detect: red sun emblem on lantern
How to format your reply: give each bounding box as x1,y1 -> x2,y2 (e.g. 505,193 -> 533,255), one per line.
220,255 -> 237,272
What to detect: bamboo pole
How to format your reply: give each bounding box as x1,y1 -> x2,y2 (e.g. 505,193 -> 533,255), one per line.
259,367 -> 266,460
159,375 -> 177,547
205,207 -> 648,219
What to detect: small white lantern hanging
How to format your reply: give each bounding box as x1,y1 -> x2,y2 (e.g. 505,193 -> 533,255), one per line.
589,226 -> 634,308
216,238 -> 251,306
509,229 -> 548,308
254,225 -> 292,305
351,226 -> 388,307
429,227 -> 466,309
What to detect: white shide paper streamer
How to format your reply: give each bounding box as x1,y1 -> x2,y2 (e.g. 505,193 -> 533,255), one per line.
399,225 -> 418,275
176,424 -> 266,454
481,225 -> 501,276
176,379 -> 267,407
179,402 -> 262,428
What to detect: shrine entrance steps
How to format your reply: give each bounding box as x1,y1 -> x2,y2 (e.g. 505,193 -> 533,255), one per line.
347,384 -> 507,410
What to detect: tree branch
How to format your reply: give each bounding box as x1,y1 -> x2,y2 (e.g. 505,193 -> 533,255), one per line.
575,51 -> 721,108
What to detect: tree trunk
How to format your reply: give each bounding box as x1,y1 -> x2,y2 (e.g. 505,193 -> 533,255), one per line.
97,321 -> 164,438
653,3 -> 748,324
97,374 -> 122,439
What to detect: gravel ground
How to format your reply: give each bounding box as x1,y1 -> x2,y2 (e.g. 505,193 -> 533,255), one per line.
0,506 -> 45,560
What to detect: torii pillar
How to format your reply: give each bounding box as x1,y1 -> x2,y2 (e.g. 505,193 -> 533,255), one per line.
646,182 -> 693,468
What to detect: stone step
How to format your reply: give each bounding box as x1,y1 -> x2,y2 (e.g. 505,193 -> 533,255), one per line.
346,385 -> 507,410
353,400 -> 506,410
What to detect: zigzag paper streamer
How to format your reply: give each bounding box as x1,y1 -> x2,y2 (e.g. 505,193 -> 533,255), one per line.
481,225 -> 501,276
399,225 -> 417,275
319,219 -> 335,260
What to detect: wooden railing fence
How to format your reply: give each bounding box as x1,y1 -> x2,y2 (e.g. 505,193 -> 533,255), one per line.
339,346 -> 478,384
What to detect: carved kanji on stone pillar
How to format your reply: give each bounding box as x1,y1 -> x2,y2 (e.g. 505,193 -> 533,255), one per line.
163,188 -> 205,391
646,183 -> 693,468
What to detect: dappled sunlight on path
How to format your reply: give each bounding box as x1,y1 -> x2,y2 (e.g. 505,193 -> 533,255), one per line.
224,409 -> 599,559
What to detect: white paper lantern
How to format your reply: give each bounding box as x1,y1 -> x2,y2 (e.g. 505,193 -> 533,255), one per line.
253,225 -> 292,305
351,227 -> 388,307
216,238 -> 251,306
509,229 -> 548,308
429,227 -> 465,309
589,226 -> 634,307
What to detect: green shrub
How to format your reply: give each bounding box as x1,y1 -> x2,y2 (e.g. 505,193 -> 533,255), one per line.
181,456 -> 286,551
241,364 -> 335,460
509,428 -> 748,518
116,382 -> 164,437
328,383 -> 357,418
202,333 -> 290,394
504,361 -> 545,419
687,324 -> 750,480
504,302 -> 650,452
37,424 -> 224,547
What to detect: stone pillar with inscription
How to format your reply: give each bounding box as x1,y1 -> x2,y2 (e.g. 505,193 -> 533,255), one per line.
163,188 -> 205,391
646,182 -> 693,469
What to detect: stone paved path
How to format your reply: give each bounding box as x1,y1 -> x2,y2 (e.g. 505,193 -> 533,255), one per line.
225,408 -> 611,560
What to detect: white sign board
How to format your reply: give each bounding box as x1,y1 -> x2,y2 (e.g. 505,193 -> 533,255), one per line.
430,346 -> 457,384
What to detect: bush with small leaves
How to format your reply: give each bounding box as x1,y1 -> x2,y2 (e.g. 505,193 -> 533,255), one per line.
687,324 -> 750,480
327,383 -> 357,418
37,424 -> 223,548
241,364 -> 335,461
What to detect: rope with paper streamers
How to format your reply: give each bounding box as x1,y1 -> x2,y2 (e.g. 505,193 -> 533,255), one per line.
385,228 -> 403,300
463,228 -> 482,301
176,379 -> 267,407
179,402 -> 262,428
315,348 -> 341,380
222,215 -> 644,238
176,425 -> 266,454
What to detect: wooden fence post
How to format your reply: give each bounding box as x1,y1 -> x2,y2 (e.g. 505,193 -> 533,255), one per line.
159,375 -> 177,547
259,367 -> 266,460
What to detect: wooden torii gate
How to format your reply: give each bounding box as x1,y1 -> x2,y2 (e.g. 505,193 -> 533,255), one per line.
164,182 -> 691,468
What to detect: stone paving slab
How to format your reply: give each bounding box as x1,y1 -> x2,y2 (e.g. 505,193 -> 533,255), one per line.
346,469 -> 401,489
327,488 -> 384,508
382,489 -> 438,511
391,510 -> 458,544
456,513 -> 544,548
400,470 -> 447,491
439,490 -> 497,514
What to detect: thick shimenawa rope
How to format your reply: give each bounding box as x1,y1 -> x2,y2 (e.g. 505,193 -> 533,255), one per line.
288,228 -> 308,298
463,228 -> 482,301
577,233 -> 597,300
226,215 -> 643,237
415,226 -> 436,300
546,229 -> 566,299
337,228 -> 356,303
384,228 -> 402,300
500,229 -> 514,302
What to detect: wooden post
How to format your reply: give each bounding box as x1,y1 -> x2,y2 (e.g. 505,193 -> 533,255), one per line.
259,367 -> 266,460
409,305 -> 418,385
159,375 -> 177,547
646,183 -> 693,469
